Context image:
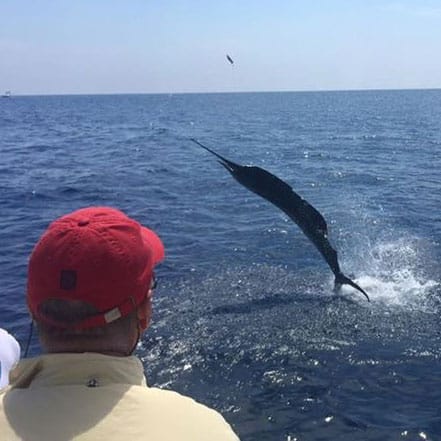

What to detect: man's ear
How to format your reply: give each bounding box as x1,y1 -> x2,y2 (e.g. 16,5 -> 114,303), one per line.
137,290 -> 153,331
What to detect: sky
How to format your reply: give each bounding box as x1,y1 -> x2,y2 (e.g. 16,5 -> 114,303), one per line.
1,0 -> 441,95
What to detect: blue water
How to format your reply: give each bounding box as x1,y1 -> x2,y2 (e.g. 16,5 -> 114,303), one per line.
1,90 -> 440,440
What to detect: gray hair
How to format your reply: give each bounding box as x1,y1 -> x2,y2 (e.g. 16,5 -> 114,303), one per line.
36,298 -> 138,355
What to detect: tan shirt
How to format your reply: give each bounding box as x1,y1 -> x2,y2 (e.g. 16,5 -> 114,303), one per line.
0,353 -> 239,440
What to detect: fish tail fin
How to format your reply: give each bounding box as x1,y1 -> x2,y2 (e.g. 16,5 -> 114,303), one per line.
335,273 -> 370,302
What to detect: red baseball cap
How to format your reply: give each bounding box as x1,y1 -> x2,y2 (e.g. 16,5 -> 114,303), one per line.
27,206 -> 165,329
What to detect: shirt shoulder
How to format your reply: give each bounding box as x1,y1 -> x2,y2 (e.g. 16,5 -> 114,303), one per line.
117,385 -> 240,440
0,383 -> 240,441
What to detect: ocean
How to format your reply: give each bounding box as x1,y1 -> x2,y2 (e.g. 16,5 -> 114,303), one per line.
1,90 -> 440,440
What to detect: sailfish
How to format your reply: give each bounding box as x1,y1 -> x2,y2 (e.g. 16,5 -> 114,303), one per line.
191,138 -> 370,302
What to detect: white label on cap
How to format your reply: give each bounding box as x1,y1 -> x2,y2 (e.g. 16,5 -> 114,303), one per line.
104,308 -> 122,323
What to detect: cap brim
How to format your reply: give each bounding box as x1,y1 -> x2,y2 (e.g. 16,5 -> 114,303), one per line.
141,227 -> 165,265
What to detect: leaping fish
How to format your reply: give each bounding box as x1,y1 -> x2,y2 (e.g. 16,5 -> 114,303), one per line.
191,138 -> 370,302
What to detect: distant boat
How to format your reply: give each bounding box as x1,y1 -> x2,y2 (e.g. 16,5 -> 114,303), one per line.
2,91 -> 11,98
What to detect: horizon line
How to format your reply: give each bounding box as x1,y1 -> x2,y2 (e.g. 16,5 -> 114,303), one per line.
3,86 -> 441,98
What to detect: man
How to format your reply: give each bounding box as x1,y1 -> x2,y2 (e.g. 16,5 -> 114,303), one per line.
0,206 -> 239,440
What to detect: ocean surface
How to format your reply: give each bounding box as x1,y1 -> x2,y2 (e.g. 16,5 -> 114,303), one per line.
1,90 -> 440,440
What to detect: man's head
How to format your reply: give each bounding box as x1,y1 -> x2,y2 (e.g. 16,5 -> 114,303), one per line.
27,206 -> 165,355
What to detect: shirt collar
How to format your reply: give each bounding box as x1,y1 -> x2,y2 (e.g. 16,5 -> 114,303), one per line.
9,353 -> 147,389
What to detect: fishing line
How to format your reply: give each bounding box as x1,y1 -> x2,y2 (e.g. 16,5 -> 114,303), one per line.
23,321 -> 34,358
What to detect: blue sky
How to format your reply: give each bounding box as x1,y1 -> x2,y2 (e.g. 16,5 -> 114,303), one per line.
1,0 -> 440,94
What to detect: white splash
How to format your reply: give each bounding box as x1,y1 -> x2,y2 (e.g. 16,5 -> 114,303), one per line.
342,238 -> 439,309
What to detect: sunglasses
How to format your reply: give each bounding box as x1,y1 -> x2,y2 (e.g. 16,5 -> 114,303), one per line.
151,274 -> 158,290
